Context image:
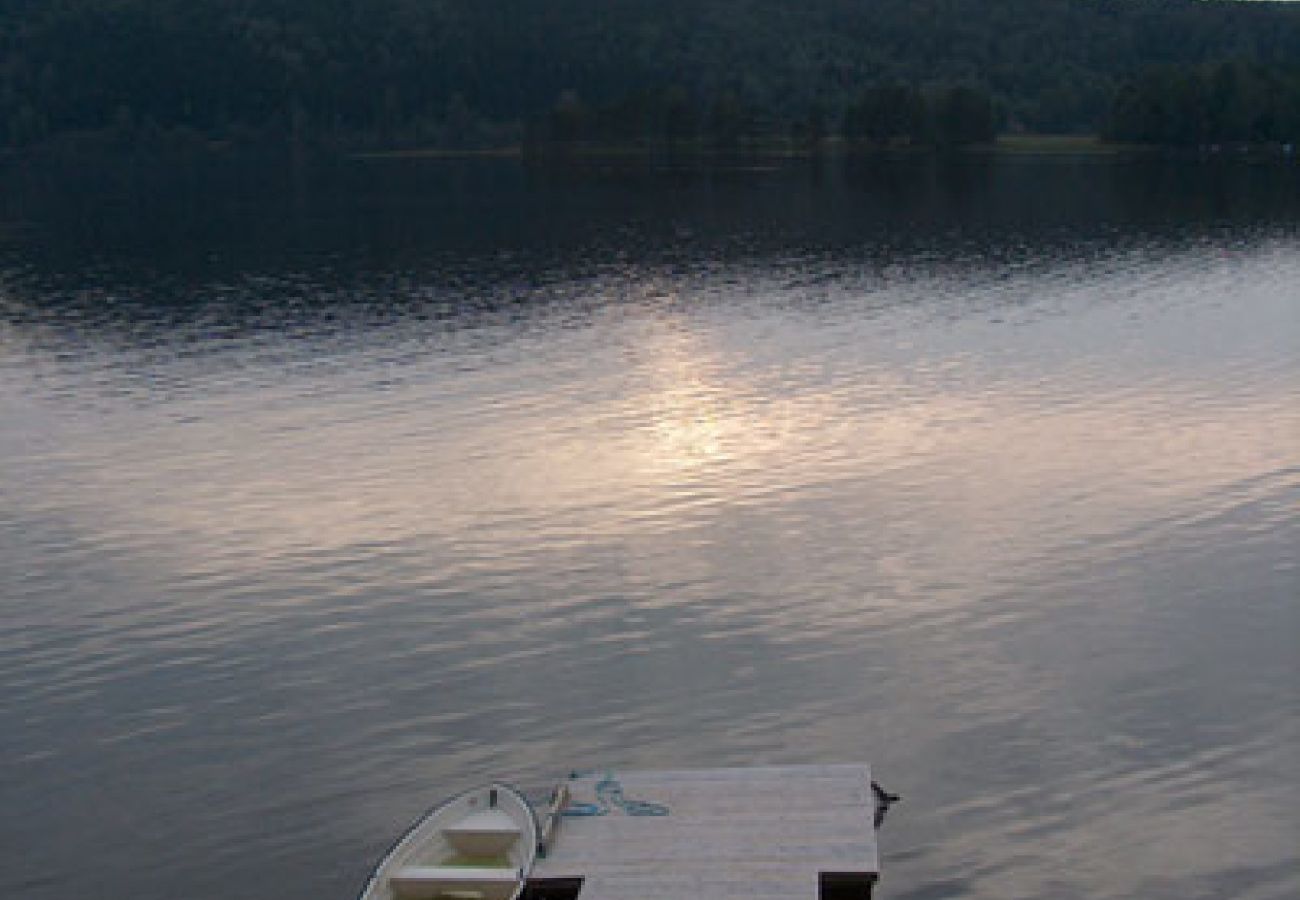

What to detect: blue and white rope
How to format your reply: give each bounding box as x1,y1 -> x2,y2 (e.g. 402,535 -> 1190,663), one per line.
562,771 -> 669,817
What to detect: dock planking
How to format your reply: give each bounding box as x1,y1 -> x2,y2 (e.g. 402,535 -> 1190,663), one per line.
525,764 -> 881,900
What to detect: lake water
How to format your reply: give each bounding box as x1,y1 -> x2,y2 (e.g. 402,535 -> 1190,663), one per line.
1,154 -> 1297,900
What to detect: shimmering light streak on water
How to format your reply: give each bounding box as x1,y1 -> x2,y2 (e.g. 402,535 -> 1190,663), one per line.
0,158 -> 1297,900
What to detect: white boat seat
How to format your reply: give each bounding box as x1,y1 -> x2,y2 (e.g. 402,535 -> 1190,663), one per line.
443,809 -> 522,856
389,865 -> 519,899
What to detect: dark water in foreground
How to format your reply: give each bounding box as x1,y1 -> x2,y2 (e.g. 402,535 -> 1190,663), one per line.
1,155 -> 1297,900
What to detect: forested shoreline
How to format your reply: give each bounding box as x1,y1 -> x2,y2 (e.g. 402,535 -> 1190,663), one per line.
3,0 -> 1299,153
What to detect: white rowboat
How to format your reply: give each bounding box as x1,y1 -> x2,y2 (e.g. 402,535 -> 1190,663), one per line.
359,783 -> 538,900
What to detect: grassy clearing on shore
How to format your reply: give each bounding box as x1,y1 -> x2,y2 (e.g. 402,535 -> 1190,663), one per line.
349,134 -> 1257,163
350,146 -> 523,160
992,134 -> 1134,155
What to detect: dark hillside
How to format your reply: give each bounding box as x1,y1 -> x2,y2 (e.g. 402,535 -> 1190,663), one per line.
4,0 -> 1300,147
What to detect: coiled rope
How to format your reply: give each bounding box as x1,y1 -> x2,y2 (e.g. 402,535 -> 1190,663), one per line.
562,771 -> 670,817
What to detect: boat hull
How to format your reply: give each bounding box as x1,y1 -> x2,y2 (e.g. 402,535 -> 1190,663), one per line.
359,783 -> 539,900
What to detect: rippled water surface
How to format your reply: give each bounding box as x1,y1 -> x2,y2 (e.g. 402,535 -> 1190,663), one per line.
1,156 -> 1297,900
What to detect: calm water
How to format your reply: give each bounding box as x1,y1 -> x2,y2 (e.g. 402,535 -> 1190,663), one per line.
1,155 -> 1297,900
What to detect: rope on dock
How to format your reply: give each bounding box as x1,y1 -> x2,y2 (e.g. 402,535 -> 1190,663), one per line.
562,771 -> 670,817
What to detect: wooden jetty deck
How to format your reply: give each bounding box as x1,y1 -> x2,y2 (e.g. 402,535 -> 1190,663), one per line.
524,764 -> 881,900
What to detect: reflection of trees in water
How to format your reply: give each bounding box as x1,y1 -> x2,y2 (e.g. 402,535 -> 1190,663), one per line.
2,154 -> 1295,345
1109,160 -> 1300,223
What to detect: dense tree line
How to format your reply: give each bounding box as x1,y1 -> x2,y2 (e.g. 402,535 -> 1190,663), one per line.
3,0 -> 1300,149
1106,62 -> 1300,146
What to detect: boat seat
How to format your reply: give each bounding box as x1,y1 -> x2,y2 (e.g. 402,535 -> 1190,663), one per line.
389,865 -> 519,900
443,810 -> 522,856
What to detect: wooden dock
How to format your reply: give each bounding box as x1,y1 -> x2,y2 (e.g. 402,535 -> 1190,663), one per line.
524,764 -> 881,900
